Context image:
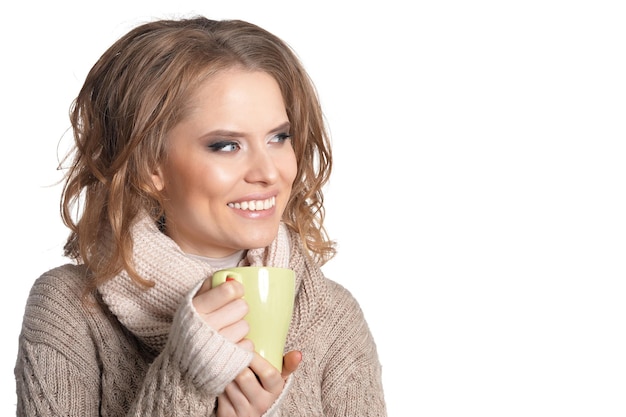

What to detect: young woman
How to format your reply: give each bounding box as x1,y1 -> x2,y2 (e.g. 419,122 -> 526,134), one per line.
15,16 -> 386,416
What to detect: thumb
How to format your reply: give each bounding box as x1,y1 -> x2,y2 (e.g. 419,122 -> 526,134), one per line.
281,350 -> 302,379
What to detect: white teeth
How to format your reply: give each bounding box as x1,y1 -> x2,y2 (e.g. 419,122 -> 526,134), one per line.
228,196 -> 276,211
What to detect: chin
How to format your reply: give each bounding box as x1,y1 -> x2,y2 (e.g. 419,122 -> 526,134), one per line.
244,236 -> 276,250
241,227 -> 281,250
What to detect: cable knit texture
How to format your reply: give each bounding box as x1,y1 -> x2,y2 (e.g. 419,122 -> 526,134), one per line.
98,214 -> 290,353
14,215 -> 387,416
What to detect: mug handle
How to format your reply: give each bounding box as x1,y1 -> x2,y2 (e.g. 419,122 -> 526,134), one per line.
212,270 -> 244,286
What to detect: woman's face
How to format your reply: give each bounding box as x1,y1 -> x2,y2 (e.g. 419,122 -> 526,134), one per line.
152,69 -> 297,258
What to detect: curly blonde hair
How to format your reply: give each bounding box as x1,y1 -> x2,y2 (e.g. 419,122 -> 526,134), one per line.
61,17 -> 335,289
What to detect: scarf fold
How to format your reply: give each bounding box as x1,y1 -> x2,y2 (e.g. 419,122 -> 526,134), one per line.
98,213 -> 291,353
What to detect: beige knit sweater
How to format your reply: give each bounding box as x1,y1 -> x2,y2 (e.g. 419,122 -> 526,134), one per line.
15,216 -> 387,416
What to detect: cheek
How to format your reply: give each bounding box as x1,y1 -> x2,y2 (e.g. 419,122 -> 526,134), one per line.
160,159 -> 211,200
284,148 -> 298,183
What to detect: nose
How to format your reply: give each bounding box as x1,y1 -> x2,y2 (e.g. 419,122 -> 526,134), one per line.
245,147 -> 279,185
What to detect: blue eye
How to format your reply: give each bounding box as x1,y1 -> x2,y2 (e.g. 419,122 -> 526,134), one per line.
208,141 -> 240,152
271,133 -> 291,143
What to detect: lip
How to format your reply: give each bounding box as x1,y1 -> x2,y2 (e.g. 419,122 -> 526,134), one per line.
233,205 -> 276,219
229,200 -> 277,220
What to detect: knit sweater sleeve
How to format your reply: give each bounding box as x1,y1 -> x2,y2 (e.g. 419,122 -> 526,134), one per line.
14,267 -> 253,417
126,281 -> 254,415
15,270 -> 102,416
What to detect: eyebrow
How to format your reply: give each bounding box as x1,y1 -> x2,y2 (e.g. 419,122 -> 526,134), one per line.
269,121 -> 291,135
205,121 -> 291,138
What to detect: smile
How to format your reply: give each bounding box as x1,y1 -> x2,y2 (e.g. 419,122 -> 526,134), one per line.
228,196 -> 276,211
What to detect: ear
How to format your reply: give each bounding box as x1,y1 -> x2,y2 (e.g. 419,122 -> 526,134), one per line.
151,166 -> 165,191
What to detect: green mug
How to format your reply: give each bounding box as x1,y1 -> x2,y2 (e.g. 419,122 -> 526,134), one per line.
212,266 -> 296,371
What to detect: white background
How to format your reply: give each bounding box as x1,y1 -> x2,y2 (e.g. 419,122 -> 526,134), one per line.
2,1 -> 625,416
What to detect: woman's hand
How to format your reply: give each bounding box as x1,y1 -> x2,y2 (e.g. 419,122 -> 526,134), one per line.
217,350 -> 302,417
192,279 -> 253,350
193,278 -> 302,415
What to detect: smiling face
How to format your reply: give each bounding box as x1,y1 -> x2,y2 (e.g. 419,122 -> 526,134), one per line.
151,69 -> 297,258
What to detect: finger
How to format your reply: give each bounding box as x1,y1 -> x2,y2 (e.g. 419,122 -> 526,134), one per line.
281,350 -> 302,379
205,298 -> 248,330
225,375 -> 257,415
247,353 -> 284,395
195,277 -> 213,295
195,274 -> 244,295
193,280 -> 244,312
218,319 -> 250,345
216,391 -> 236,417
237,338 -> 255,352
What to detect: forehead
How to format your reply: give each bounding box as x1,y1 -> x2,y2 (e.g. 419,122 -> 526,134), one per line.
169,69 -> 288,136
190,69 -> 283,107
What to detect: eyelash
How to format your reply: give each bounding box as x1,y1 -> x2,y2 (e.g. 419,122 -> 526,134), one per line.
208,141 -> 239,152
273,133 -> 292,143
207,133 -> 291,153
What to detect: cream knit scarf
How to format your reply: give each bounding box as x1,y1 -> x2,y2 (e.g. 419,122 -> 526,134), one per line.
98,213 -> 291,353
